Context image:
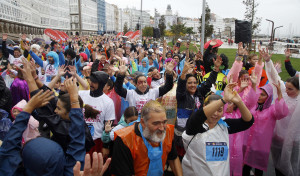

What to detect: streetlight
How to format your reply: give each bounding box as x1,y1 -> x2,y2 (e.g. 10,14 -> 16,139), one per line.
266,19 -> 274,43
273,26 -> 283,40
200,0 -> 206,54
140,0 -> 143,40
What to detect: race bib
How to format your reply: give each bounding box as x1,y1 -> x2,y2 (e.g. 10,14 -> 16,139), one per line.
87,123 -> 94,136
206,142 -> 228,161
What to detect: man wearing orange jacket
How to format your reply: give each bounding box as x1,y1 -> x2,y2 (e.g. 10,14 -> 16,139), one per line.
111,100 -> 182,176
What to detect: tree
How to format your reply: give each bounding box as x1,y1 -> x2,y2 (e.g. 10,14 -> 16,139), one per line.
123,22 -> 129,35
198,3 -> 214,43
185,27 -> 195,36
170,23 -> 186,41
158,15 -> 166,37
142,26 -> 153,37
243,0 -> 261,35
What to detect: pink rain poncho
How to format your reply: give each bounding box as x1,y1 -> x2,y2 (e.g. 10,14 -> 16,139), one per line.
224,87 -> 257,176
227,60 -> 264,100
11,100 -> 40,144
243,84 -> 289,171
265,60 -> 300,176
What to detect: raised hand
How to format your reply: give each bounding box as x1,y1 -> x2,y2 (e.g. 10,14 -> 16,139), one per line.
165,59 -> 176,74
68,65 -> 77,76
104,120 -> 113,133
274,61 -> 282,73
23,90 -> 54,113
58,65 -> 67,77
250,71 -> 258,86
64,77 -> 78,97
223,83 -> 241,104
24,42 -> 31,51
224,83 -> 237,101
2,34 -> 7,41
118,60 -> 128,75
285,49 -> 291,58
260,48 -> 272,62
240,79 -> 249,89
181,60 -> 194,77
29,59 -> 38,77
73,152 -> 111,176
273,80 -> 282,100
19,57 -> 34,79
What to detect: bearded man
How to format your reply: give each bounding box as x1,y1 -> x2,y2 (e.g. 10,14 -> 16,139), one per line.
111,100 -> 182,176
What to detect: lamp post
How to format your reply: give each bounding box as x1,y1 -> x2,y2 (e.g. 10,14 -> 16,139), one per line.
266,19 -> 274,42
200,0 -> 206,54
273,26 -> 283,41
140,0 -> 143,40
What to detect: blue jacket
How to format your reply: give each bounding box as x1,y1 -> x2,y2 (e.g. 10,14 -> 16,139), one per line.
0,108 -> 86,176
0,109 -> 12,141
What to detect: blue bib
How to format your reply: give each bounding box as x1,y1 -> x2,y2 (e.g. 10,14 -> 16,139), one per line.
139,124 -> 164,176
206,142 -> 228,161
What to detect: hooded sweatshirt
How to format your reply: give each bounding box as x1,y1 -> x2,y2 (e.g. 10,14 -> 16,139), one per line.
243,84 -> 289,171
11,100 -> 40,144
137,57 -> 149,75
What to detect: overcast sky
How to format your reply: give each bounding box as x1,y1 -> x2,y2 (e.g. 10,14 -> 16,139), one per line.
106,0 -> 300,37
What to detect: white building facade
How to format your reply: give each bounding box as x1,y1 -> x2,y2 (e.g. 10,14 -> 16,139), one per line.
70,0 -> 97,35
114,7 -> 150,33
0,0 -> 70,33
179,17 -> 200,35
154,5 -> 177,31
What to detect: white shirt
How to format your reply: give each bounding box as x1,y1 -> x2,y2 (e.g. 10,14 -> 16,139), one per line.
126,88 -> 159,113
151,78 -> 165,89
42,61 -> 57,86
8,54 -> 23,67
79,90 -> 116,140
182,124 -> 230,176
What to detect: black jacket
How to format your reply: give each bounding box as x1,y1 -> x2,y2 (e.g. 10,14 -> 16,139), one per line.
203,45 -> 216,73
176,71 -> 218,120
285,59 -> 298,77
31,86 -> 94,152
0,76 -> 12,120
115,73 -> 174,98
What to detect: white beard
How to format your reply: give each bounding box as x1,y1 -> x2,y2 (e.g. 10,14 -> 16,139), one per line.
143,126 -> 166,143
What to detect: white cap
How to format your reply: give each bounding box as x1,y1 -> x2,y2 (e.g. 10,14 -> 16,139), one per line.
178,38 -> 182,43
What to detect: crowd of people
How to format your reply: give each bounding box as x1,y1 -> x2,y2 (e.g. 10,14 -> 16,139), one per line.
0,33 -> 299,176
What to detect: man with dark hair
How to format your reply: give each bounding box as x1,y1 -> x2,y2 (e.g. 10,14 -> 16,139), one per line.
2,34 -> 23,67
79,71 -> 116,155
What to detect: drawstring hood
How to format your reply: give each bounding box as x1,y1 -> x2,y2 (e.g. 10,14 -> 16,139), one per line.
90,71 -> 109,97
